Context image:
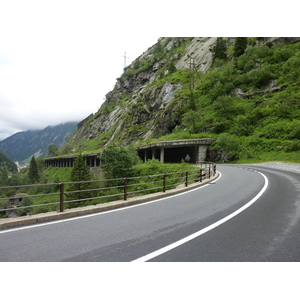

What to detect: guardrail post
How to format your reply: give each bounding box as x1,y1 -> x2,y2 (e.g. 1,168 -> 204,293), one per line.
163,174 -> 166,192
185,171 -> 188,187
200,169 -> 202,182
124,178 -> 128,200
59,183 -> 64,212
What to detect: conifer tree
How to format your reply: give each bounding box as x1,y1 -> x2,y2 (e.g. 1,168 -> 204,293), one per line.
211,37 -> 227,64
233,37 -> 248,57
67,153 -> 92,207
28,156 -> 39,183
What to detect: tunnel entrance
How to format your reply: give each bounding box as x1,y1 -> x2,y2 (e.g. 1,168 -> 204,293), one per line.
136,139 -> 214,164
164,146 -> 196,163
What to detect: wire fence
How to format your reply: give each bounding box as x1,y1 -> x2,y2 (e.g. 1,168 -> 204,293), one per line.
0,162 -> 216,217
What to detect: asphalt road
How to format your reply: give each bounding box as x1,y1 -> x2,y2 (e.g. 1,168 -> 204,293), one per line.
1,163 -> 300,262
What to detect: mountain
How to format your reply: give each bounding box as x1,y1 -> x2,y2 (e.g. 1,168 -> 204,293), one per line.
0,122 -> 78,162
58,37 -> 300,162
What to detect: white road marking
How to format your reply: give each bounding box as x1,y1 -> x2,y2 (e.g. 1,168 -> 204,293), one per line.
132,170 -> 268,262
0,172 -> 222,235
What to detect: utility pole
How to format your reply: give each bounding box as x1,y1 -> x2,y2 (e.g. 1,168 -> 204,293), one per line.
189,56 -> 195,90
188,55 -> 196,110
122,52 -> 129,71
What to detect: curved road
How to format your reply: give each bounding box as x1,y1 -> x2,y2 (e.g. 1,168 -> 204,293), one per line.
0,163 -> 300,262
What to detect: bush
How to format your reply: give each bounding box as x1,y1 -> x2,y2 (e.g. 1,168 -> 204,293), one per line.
100,144 -> 140,179
212,133 -> 241,161
285,140 -> 300,152
259,119 -> 300,140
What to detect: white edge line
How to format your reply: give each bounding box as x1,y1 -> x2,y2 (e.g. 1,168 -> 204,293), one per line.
131,170 -> 269,262
0,172 -> 222,235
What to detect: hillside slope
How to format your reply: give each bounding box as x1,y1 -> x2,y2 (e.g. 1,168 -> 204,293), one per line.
0,149 -> 17,173
59,37 -> 300,162
0,122 -> 77,162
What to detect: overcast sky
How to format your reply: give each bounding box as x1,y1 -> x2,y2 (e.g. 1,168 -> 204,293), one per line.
0,1 -> 296,141
0,1 -> 161,140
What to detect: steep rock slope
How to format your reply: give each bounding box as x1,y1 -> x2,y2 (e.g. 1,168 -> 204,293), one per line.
63,37 -> 300,156
67,37 -> 217,151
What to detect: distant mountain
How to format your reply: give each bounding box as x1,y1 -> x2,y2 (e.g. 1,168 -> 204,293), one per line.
0,122 -> 78,162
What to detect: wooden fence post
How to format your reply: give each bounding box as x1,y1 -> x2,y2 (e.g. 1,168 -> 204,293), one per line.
185,171 -> 188,187
60,183 -> 64,212
163,174 -> 166,192
124,178 -> 128,200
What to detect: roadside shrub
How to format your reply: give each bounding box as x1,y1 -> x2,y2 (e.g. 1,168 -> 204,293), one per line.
211,133 -> 241,161
101,144 -> 140,179
259,119 -> 300,140
285,140 -> 300,152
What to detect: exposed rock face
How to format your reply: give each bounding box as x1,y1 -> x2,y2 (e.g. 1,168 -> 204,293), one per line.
71,37 -> 215,149
176,37 -> 216,73
68,37 -> 298,152
150,82 -> 182,109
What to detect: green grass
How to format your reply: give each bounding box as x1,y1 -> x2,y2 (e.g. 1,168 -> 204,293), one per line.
238,151 -> 300,164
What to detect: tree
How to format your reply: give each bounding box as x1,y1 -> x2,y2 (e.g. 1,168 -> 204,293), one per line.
0,166 -> 9,186
182,110 -> 199,133
100,144 -> 138,179
211,37 -> 227,64
152,41 -> 163,54
48,144 -> 58,157
67,153 -> 92,207
233,37 -> 248,57
133,59 -> 141,70
166,60 -> 177,73
28,156 -> 39,183
212,133 -> 241,161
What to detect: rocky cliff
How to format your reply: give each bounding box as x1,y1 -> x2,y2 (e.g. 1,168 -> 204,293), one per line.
61,37 -> 300,155
65,37 -> 217,151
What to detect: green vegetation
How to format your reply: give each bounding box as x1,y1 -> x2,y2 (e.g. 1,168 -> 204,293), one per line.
29,38 -> 300,164
28,156 -> 39,183
48,144 -> 58,157
1,145 -> 200,217
66,153 -> 93,208
176,39 -> 300,163
121,37 -> 191,80
211,37 -> 227,64
233,37 -> 248,57
101,144 -> 141,179
0,149 -> 17,175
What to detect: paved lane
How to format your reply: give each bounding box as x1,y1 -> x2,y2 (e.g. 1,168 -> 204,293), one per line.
1,164 -> 299,261
149,165 -> 300,261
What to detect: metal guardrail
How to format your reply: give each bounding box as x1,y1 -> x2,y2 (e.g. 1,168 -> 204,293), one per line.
0,162 -> 216,217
